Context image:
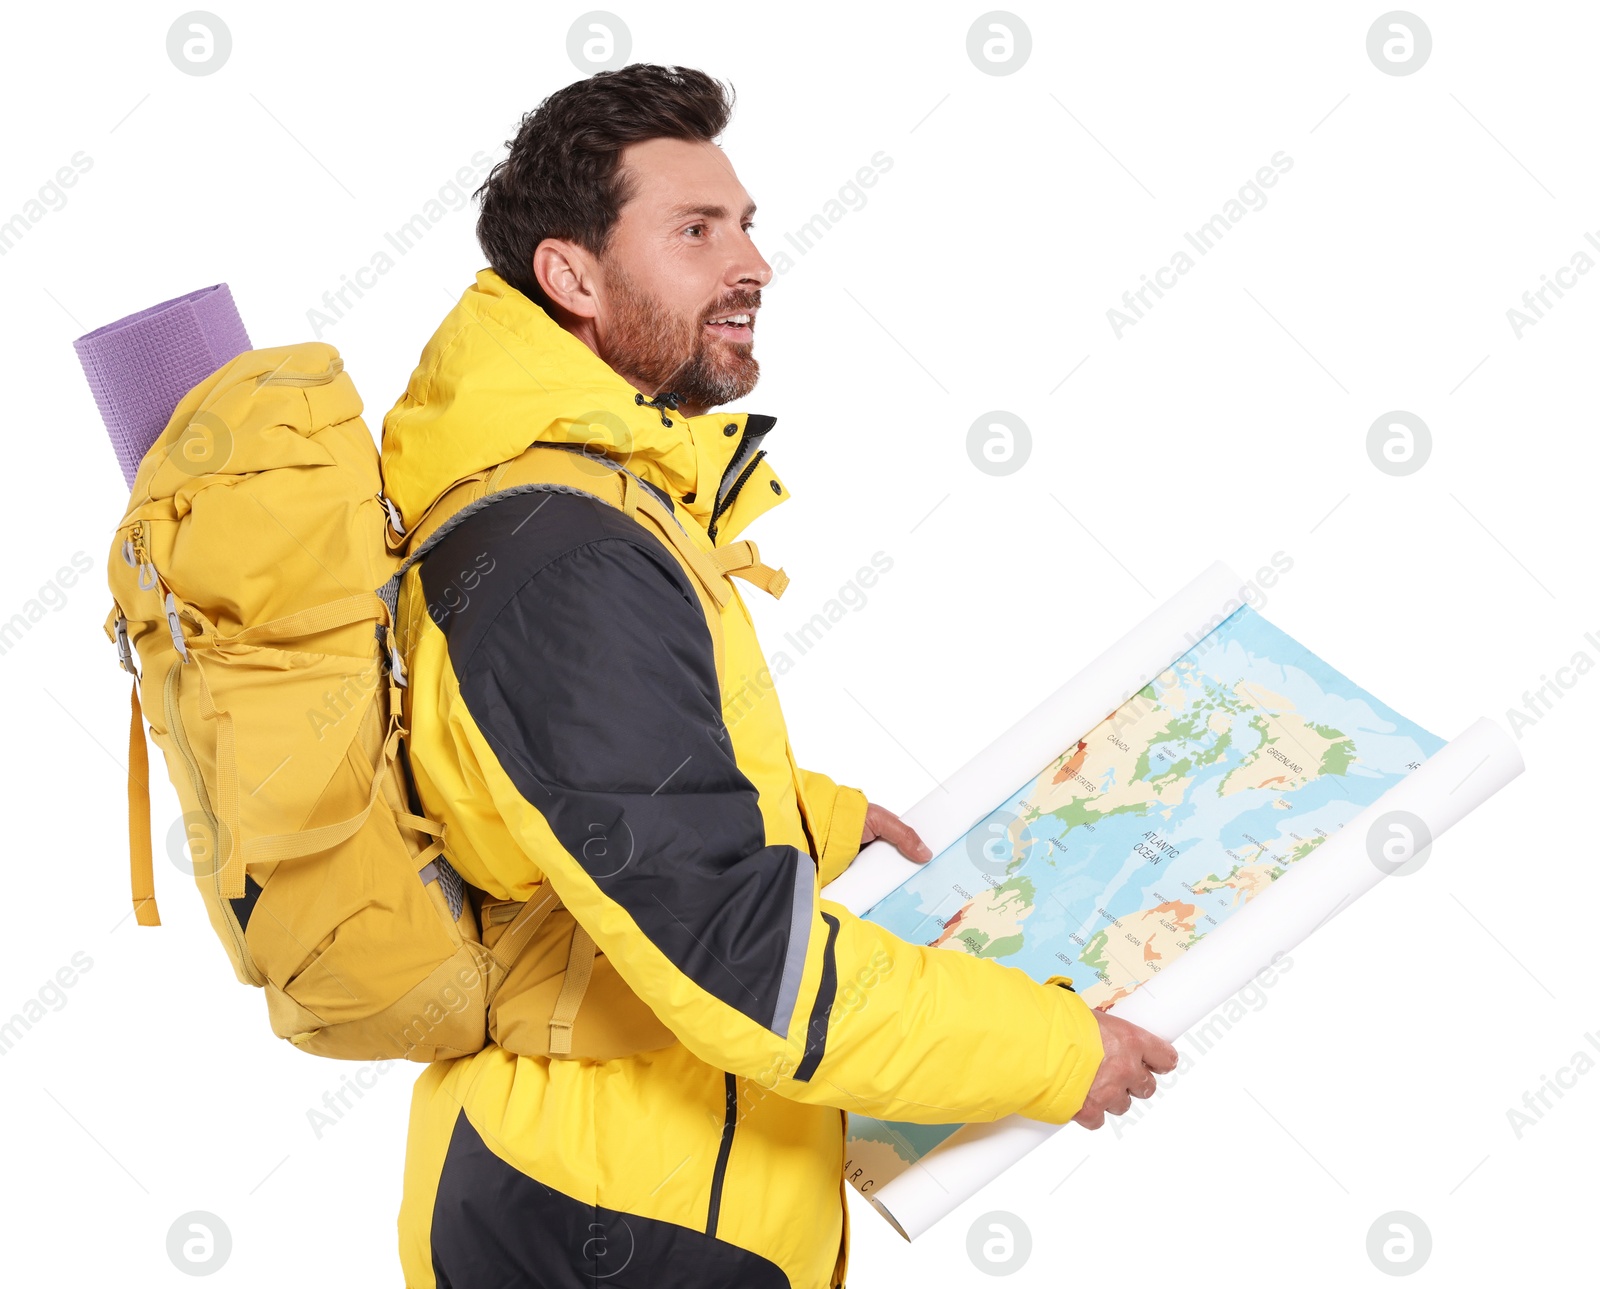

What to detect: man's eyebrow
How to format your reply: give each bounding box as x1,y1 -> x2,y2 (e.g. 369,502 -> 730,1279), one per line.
665,201 -> 758,222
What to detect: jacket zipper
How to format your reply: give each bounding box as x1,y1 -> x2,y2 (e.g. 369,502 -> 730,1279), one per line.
705,1071 -> 738,1238
832,1110 -> 851,1287
707,449 -> 766,546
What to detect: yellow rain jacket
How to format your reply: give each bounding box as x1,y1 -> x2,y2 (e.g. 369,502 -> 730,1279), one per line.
384,269 -> 1106,1288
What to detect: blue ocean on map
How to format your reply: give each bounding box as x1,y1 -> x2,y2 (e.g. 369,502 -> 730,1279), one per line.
846,605 -> 1446,1174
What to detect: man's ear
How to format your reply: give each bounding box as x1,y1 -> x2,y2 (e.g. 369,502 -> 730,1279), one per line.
532,238 -> 600,320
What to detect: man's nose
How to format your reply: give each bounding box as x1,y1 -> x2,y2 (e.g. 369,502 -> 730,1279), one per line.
730,235 -> 772,290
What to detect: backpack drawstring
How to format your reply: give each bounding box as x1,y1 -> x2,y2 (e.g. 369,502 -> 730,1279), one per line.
634,391 -> 681,427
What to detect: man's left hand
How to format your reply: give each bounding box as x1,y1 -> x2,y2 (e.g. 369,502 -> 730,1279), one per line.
861,803 -> 932,862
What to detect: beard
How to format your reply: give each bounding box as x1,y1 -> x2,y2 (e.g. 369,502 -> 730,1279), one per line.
596,261 -> 760,411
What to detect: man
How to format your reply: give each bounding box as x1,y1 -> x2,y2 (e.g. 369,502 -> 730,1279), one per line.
384,64 -> 1177,1288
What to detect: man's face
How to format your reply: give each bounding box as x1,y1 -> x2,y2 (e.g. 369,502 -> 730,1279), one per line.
587,137 -> 772,413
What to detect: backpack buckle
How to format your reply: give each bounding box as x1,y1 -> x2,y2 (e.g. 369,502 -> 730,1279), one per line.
114,613 -> 139,679
379,622 -> 407,688
164,592 -> 190,662
378,492 -> 407,538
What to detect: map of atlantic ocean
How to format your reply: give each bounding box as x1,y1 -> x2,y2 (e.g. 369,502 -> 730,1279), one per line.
845,606 -> 1445,1185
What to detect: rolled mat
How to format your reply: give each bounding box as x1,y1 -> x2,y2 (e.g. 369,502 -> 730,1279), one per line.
74,283 -> 251,488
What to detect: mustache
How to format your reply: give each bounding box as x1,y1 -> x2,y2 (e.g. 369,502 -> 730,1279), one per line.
701,289 -> 761,322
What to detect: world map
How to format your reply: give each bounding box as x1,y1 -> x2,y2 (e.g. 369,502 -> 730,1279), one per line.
845,605 -> 1445,1187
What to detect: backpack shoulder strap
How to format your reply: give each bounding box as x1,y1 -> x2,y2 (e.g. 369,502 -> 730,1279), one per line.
393,444 -> 776,610
385,444 -> 762,685
392,446 -> 741,1054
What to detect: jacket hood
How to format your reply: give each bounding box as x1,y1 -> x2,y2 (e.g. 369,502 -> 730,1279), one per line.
380,269 -> 787,543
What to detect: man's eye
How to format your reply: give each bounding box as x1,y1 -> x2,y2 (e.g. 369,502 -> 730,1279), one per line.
686,223 -> 706,237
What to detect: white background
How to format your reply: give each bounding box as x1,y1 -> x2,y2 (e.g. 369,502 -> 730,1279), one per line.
1,1 -> 1593,1284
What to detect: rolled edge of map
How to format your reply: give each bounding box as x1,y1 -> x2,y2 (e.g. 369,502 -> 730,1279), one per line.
823,559 -> 1249,917
862,1116 -> 1059,1243
862,716 -> 1524,1241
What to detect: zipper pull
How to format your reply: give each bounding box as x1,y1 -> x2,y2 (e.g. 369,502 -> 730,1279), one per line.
122,522 -> 158,591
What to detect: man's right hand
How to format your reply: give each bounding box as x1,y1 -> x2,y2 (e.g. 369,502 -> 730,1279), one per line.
1071,1007 -> 1180,1130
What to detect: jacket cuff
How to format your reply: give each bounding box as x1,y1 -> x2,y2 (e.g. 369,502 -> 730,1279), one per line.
818,784 -> 871,886
1029,983 -> 1106,1123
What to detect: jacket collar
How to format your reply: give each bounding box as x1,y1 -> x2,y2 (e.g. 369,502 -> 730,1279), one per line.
380,268 -> 787,544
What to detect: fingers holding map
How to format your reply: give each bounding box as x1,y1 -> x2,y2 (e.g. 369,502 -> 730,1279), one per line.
822,562 -> 1523,1241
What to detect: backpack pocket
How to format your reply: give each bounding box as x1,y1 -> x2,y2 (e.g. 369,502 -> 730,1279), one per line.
148,602 -> 488,1061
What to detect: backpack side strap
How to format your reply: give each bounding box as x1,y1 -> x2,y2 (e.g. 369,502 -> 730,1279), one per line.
127,680 -> 160,927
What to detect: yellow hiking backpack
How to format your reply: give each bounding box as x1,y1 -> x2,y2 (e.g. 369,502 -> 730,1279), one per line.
104,341 -> 504,1062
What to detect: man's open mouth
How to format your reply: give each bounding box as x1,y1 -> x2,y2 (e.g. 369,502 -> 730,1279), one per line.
704,311 -> 755,341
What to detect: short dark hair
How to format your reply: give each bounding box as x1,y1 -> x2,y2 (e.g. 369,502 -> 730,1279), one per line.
475,64 -> 735,312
